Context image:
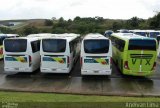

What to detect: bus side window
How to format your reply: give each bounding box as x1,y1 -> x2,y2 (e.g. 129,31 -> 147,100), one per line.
31,40 -> 40,53
111,36 -> 116,46
70,39 -> 77,57
114,38 -> 125,52
119,40 -> 125,52
114,37 -> 119,49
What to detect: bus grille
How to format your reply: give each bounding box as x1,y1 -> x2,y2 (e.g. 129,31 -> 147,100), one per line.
130,54 -> 153,59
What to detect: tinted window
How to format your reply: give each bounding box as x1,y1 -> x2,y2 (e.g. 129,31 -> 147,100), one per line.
69,41 -> 74,53
84,39 -> 109,53
0,37 -> 5,45
128,39 -> 156,51
4,39 -> 27,52
0,38 -> 3,45
116,39 -> 125,52
121,30 -> 130,33
110,36 -> 125,52
42,39 -> 66,53
136,32 -> 146,36
157,36 -> 160,44
150,32 -> 159,38
31,40 -> 40,53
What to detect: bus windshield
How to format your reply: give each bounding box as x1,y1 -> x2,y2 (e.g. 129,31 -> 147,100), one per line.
157,36 -> 160,45
0,38 -> 3,45
136,32 -> 146,36
128,39 -> 156,51
42,39 -> 66,53
150,32 -> 160,38
4,39 -> 27,52
0,37 -> 5,45
84,39 -> 109,53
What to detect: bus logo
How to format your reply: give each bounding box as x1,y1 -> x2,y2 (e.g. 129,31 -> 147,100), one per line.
43,57 -> 66,64
84,58 -> 109,65
131,54 -> 152,65
5,57 -> 27,63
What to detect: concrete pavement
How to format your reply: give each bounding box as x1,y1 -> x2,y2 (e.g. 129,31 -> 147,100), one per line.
0,59 -> 160,97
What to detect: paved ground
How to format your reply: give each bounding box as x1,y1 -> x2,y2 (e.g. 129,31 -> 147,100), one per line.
0,58 -> 160,97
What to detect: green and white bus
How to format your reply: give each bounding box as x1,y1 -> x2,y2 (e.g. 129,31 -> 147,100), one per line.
110,33 -> 158,76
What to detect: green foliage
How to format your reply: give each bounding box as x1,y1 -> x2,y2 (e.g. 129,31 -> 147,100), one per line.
45,19 -> 53,26
50,16 -> 154,34
51,16 -> 106,34
0,27 -> 15,34
126,17 -> 144,29
0,91 -> 160,102
149,12 -> 160,29
3,13 -> 160,36
22,26 -> 39,35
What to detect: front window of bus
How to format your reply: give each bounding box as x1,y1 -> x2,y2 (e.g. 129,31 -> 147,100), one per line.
139,32 -> 146,36
42,39 -> 66,53
0,38 -> 2,46
4,39 -> 27,52
84,39 -> 109,53
128,39 -> 156,51
157,36 -> 160,45
150,32 -> 160,38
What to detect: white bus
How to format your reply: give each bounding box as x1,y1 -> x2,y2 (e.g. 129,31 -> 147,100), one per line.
0,34 -> 19,59
129,30 -> 160,38
27,33 -> 54,38
3,37 -> 41,73
40,33 -> 81,73
6,34 -> 19,38
80,33 -> 112,75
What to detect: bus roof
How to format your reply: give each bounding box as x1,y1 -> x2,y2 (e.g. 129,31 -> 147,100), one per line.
0,34 -> 7,37
6,34 -> 19,37
129,30 -> 160,33
27,33 -> 54,37
27,33 -> 80,38
56,33 -> 80,37
6,37 -> 40,42
83,33 -> 107,40
112,33 -> 156,40
42,34 -> 80,42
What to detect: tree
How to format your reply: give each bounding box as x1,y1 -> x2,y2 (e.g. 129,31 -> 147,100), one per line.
59,17 -> 65,22
0,27 -> 15,34
23,26 -> 39,35
149,12 -> 160,29
112,22 -> 122,31
126,17 -> 145,29
45,19 -> 53,26
73,16 -> 81,22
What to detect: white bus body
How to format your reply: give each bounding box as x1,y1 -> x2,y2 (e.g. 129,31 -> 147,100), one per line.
40,33 -> 81,73
4,37 -> 41,73
6,34 -> 19,38
0,34 -> 19,59
129,30 -> 160,38
27,33 -> 54,38
81,33 -> 112,75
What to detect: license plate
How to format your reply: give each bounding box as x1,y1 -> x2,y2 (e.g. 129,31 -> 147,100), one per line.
52,69 -> 56,71
15,68 -> 19,70
94,71 -> 99,73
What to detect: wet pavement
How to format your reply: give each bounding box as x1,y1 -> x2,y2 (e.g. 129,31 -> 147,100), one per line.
0,58 -> 160,97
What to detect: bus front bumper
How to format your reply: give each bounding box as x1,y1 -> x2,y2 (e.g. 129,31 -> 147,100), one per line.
81,69 -> 112,75
40,68 -> 70,73
4,67 -> 34,73
123,69 -> 154,76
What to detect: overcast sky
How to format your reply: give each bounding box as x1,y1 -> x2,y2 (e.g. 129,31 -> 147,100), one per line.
0,0 -> 160,20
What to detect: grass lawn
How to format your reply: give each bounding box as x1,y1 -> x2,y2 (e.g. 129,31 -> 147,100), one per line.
0,91 -> 160,108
